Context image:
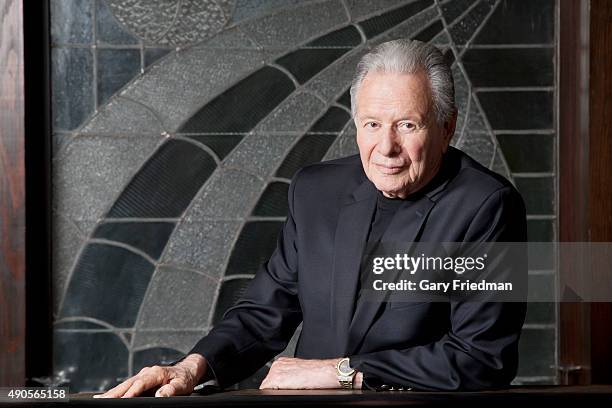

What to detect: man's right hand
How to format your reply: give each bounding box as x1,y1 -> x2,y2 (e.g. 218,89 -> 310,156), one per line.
93,353 -> 207,398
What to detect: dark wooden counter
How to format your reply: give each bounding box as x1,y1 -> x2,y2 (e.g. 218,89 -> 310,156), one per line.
3,386 -> 611,407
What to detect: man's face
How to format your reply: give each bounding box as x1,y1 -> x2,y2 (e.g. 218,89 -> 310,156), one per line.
354,71 -> 455,199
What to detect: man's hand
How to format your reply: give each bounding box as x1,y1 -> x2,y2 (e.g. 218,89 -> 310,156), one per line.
93,353 -> 207,398
259,357 -> 363,390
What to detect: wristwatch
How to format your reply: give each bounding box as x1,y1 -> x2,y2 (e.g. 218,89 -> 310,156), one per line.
336,357 -> 356,389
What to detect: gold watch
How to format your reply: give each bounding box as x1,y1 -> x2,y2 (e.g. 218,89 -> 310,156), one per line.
336,357 -> 356,389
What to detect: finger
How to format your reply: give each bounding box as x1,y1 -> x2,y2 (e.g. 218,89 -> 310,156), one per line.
121,379 -> 149,398
123,366 -> 168,398
95,365 -> 159,398
155,379 -> 177,397
155,383 -> 176,398
155,374 -> 189,397
122,371 -> 164,399
95,377 -> 136,398
156,374 -> 194,397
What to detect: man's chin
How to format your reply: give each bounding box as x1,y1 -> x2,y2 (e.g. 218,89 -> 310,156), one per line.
372,180 -> 405,197
371,176 -> 424,198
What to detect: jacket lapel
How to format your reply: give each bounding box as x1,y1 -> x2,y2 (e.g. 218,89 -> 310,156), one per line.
330,178 -> 377,357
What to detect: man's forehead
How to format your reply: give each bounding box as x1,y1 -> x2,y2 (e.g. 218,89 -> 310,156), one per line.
356,71 -> 433,120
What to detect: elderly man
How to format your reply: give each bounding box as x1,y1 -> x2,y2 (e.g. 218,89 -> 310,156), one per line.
96,39 -> 526,398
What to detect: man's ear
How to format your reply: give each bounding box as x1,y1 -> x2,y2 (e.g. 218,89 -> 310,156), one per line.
442,109 -> 458,152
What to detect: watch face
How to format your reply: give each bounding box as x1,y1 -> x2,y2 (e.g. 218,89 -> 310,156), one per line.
339,359 -> 353,375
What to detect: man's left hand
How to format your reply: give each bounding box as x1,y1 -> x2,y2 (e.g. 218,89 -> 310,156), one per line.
259,357 -> 362,389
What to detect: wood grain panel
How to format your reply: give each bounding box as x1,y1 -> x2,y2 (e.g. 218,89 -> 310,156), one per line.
0,0 -> 26,386
588,0 -> 612,385
559,0 -> 612,385
558,0 -> 591,385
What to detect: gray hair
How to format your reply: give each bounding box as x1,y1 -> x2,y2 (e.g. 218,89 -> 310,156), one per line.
350,39 -> 456,125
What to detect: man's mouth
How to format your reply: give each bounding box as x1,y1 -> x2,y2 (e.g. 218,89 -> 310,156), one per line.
374,163 -> 405,175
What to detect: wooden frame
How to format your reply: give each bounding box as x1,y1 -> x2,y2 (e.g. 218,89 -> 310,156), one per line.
3,0 -> 610,388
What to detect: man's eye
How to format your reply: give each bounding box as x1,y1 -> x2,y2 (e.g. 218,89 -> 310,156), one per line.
365,122 -> 379,129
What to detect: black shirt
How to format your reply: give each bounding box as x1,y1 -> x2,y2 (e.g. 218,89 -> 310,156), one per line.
354,191 -> 406,303
367,191 -> 405,244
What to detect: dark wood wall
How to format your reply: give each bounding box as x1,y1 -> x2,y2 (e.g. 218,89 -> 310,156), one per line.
0,0 -> 26,387
559,0 -> 612,385
558,0 -> 591,385
588,0 -> 612,385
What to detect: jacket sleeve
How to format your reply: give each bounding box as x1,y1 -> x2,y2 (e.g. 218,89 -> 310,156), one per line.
174,170 -> 304,389
350,186 -> 528,391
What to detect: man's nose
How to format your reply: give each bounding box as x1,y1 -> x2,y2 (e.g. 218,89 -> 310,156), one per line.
377,127 -> 400,156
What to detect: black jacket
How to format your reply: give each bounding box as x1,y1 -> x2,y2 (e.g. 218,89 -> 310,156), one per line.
183,146 -> 527,391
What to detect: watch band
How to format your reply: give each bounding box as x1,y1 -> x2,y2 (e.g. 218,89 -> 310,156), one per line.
338,378 -> 354,389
